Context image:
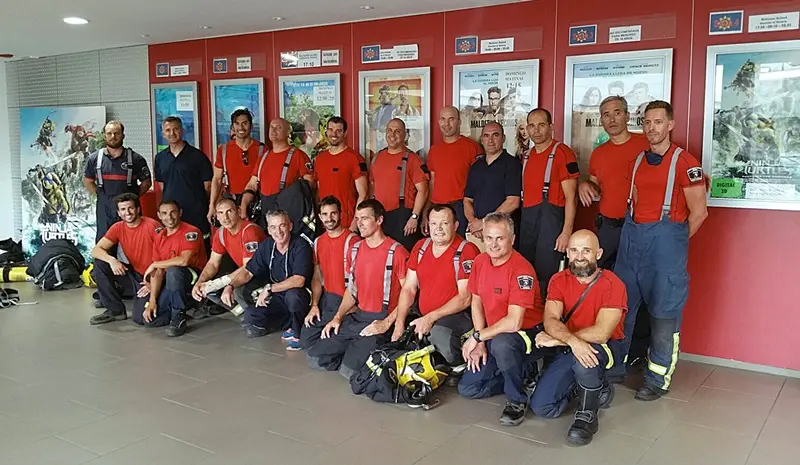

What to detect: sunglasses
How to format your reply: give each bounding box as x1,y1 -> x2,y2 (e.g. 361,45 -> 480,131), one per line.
241,150 -> 249,166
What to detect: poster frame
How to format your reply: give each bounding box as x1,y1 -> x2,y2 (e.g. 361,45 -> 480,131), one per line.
278,72 -> 342,158
150,81 -> 200,156
209,77 -> 266,158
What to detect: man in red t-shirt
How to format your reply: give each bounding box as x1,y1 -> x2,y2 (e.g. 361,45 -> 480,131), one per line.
425,106 -> 483,237
301,196 -> 362,350
390,204 -> 479,376
240,118 -> 315,230
530,230 -> 627,446
192,198 -> 266,315
307,199 -> 409,380
208,109 -> 268,223
613,101 -> 708,402
313,117 -> 368,231
141,200 -> 208,337
519,108 -> 580,301
89,193 -> 160,326
458,212 -> 544,427
579,97 -> 651,270
369,118 -> 429,252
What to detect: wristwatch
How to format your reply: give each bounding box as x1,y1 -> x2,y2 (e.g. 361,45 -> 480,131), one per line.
472,330 -> 482,342
411,213 -> 419,220
265,283 -> 272,292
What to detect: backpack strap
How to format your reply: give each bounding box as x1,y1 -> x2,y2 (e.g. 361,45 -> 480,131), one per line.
453,239 -> 468,281
562,270 -> 603,324
279,147 -> 296,191
125,148 -> 133,187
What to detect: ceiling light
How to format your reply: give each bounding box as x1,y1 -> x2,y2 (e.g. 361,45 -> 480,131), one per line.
272,16 -> 284,21
360,5 -> 374,9
63,17 -> 89,25
140,34 -> 150,38
200,25 -> 213,29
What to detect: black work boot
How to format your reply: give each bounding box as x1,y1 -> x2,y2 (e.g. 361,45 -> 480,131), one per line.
635,385 -> 667,401
566,384 -> 600,446
89,309 -> 127,325
499,401 -> 527,427
165,312 -> 188,337
598,380 -> 615,409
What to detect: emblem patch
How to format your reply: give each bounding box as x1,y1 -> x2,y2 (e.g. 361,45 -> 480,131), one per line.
687,167 -> 704,183
517,275 -> 534,290
185,232 -> 198,241
244,241 -> 259,253
120,162 -> 129,170
493,287 -> 503,294
305,161 -> 314,172
155,227 -> 164,234
462,260 -> 473,274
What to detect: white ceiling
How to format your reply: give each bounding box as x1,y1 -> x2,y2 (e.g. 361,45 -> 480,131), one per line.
1,0 -> 520,58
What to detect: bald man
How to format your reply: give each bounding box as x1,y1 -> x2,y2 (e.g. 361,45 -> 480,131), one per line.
242,118 -> 315,232
424,106 -> 483,237
529,230 -> 628,446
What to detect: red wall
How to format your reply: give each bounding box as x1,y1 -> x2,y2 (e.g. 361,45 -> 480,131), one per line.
147,0 -> 800,370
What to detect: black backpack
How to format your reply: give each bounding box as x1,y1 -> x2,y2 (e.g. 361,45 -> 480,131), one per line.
0,239 -> 24,267
26,239 -> 86,291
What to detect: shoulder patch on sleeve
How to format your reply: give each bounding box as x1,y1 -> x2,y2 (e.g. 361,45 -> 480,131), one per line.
686,166 -> 703,183
358,162 -> 368,172
185,231 -> 198,241
517,275 -> 534,290
420,163 -> 430,175
305,161 -> 314,172
462,259 -> 473,274
566,161 -> 580,175
155,226 -> 164,234
244,241 -> 259,253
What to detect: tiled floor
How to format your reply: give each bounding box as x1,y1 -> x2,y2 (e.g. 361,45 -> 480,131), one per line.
0,284 -> 797,465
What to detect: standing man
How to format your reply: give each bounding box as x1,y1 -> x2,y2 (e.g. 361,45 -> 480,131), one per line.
88,193 -> 159,326
519,108 -> 580,300
83,120 -> 152,243
307,200 -> 409,379
463,122 -> 521,251
530,230 -> 627,446
313,117 -> 369,231
391,204 -> 480,379
369,118 -> 429,252
458,212 -> 543,427
191,198 -> 266,314
301,196 -> 361,350
425,106 -> 483,237
578,96 -> 650,270
241,118 -> 315,233
154,116 -> 213,250
613,101 -> 708,401
223,210 -> 312,348
209,109 -> 267,222
142,200 -> 208,337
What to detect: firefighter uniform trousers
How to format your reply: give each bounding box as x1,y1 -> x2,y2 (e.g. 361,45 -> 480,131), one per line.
530,341 -> 620,418
458,329 -> 542,405
306,242 -> 400,380
93,260 -> 151,324
519,143 -> 565,300
612,150 -> 689,391
161,267 -> 200,323
380,151 -> 422,253
243,288 -> 311,333
300,292 -> 344,350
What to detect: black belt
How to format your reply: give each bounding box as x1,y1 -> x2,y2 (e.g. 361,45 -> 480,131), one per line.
595,214 -> 624,228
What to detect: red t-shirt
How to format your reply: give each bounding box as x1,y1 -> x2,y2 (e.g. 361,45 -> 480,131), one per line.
104,217 -> 160,276
522,141 -> 580,208
630,144 -> 704,223
369,150 -> 429,211
211,221 -> 265,267
408,237 -> 480,315
467,251 -> 543,328
314,231 -> 362,297
153,222 -> 208,270
547,269 -> 628,340
427,137 -> 483,204
252,147 -> 312,196
350,238 -> 409,314
215,140 -> 266,195
589,133 -> 650,219
314,148 -> 367,227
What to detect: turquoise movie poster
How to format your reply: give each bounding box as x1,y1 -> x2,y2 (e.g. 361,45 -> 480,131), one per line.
212,81 -> 263,152
153,84 -> 198,153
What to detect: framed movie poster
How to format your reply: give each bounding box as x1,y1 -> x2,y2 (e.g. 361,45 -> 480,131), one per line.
210,78 -> 266,160
151,82 -> 200,154
702,40 -> 800,211
358,67 -> 431,163
564,49 -> 673,177
279,73 -> 341,159
453,59 -> 540,156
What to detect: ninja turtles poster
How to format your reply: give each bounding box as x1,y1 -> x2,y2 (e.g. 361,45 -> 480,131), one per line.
703,41 -> 800,211
19,106 -> 106,261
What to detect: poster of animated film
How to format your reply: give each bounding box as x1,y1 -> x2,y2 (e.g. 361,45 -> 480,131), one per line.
709,47 -> 800,205
19,106 -> 106,261
281,76 -> 340,159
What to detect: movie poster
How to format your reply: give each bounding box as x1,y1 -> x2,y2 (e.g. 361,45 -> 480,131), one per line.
703,41 -> 800,210
210,78 -> 265,157
279,73 -> 341,159
564,50 -> 673,177
151,82 -> 200,153
19,106 -> 106,261
359,67 -> 430,162
453,60 -> 539,156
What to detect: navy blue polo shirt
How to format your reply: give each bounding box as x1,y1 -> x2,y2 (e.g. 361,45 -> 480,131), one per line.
246,235 -> 313,286
84,148 -> 151,198
464,151 -> 522,219
154,142 -> 213,234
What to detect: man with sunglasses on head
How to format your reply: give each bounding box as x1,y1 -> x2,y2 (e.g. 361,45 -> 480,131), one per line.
209,109 -> 267,223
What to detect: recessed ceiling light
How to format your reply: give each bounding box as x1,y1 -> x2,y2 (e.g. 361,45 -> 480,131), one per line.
200,25 -> 213,29
140,34 -> 150,38
360,5 -> 374,9
272,16 -> 284,21
63,17 -> 89,25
